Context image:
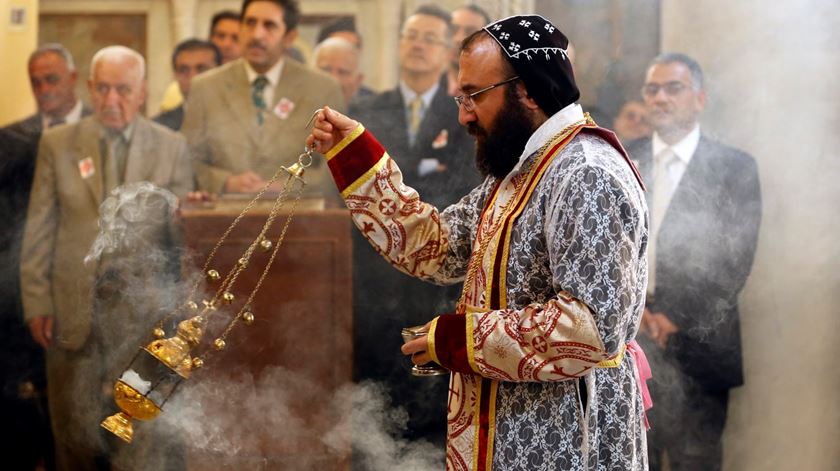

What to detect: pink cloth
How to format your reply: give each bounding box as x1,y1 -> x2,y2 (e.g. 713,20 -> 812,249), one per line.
627,339 -> 653,430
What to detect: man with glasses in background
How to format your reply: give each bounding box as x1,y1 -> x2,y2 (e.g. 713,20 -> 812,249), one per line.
627,52 -> 762,471
347,4 -> 479,448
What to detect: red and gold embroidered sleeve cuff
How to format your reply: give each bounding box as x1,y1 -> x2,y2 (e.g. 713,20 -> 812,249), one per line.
429,314 -> 476,374
324,124 -> 389,197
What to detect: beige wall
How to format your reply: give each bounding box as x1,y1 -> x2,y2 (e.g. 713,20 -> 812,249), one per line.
0,0 -> 38,126
661,1 -> 840,469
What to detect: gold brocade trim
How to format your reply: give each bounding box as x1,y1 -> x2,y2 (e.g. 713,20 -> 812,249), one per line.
465,311 -> 479,374
498,121 -> 587,308
325,124 -> 365,161
484,381 -> 499,471
427,317 -> 440,365
596,343 -> 626,368
471,379 -> 484,471
340,154 -> 388,199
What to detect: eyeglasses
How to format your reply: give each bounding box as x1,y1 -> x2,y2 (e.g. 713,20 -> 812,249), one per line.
400,31 -> 449,47
454,76 -> 519,112
641,81 -> 691,97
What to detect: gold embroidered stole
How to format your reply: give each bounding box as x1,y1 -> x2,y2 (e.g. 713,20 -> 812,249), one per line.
450,119 -> 591,471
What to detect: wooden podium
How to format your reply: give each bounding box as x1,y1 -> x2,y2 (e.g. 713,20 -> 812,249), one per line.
179,198 -> 352,469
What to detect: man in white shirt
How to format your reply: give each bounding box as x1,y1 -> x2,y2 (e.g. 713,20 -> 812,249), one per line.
627,52 -> 762,471
182,0 -> 344,196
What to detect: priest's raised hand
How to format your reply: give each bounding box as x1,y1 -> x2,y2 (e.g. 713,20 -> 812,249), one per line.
306,106 -> 359,155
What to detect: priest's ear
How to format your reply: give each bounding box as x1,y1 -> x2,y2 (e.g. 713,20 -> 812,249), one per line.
514,81 -> 542,112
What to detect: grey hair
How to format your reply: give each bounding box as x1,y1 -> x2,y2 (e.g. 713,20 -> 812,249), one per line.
313,37 -> 360,61
29,43 -> 76,71
650,52 -> 704,90
90,45 -> 146,81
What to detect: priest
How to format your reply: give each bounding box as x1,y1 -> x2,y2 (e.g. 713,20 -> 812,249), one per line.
309,15 -> 651,471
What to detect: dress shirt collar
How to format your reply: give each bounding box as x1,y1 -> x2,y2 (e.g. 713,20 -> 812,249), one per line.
41,100 -> 84,129
651,124 -> 700,165
99,119 -> 136,143
399,79 -> 439,110
244,59 -> 284,88
518,102 -> 585,166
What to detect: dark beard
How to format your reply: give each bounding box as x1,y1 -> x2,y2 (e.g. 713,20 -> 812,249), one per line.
469,88 -> 536,179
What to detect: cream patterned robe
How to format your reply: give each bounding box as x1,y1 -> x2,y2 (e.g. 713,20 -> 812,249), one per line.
326,106 -> 649,470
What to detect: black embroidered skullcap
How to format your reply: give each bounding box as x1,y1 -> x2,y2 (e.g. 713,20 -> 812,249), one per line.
483,15 -> 579,116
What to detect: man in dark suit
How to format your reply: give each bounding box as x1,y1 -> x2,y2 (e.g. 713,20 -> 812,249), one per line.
154,39 -> 221,131
626,53 -> 762,471
0,42 -> 88,470
348,4 -> 480,447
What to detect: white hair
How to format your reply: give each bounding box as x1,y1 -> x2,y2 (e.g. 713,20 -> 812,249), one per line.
313,37 -> 360,63
30,43 -> 76,71
90,45 -> 146,81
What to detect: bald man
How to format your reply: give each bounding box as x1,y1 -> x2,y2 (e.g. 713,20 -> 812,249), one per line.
21,45 -> 193,470
313,37 -> 372,105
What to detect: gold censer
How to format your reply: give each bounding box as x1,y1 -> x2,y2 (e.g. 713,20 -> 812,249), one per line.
101,144 -> 315,443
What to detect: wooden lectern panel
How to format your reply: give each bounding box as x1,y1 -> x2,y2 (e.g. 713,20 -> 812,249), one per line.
179,201 -> 352,469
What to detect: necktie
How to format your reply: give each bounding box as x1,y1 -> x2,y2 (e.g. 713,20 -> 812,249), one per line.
252,76 -> 269,125
104,133 -> 128,192
648,148 -> 678,294
407,96 -> 423,146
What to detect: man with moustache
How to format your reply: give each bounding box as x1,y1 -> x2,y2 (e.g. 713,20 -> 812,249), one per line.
309,15 -> 651,470
628,53 -> 761,471
346,4 -> 480,446
20,45 -> 193,470
154,39 -> 221,131
183,0 -> 344,198
0,41 -> 88,471
446,4 -> 491,96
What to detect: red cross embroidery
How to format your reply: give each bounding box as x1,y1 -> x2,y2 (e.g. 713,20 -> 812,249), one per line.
448,383 -> 461,414
378,199 -> 396,216
532,335 -> 548,353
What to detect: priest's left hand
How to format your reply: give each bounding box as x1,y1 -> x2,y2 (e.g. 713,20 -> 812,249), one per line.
401,332 -> 433,366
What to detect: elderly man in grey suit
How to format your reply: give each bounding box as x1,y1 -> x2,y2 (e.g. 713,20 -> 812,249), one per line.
20,45 -> 194,471
183,0 -> 345,198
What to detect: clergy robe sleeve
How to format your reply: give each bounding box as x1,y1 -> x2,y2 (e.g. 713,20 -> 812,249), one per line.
325,124 -> 486,285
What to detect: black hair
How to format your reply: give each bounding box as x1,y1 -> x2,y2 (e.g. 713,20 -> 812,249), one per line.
209,10 -> 240,36
171,39 -> 221,70
411,4 -> 453,37
650,52 -> 705,90
240,0 -> 300,31
316,17 -> 359,46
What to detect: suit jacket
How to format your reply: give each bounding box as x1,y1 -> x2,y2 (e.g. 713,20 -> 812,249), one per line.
349,76 -> 481,209
153,104 -> 185,131
627,134 -> 762,392
182,58 -> 345,198
0,110 -> 91,393
19,116 -> 194,350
